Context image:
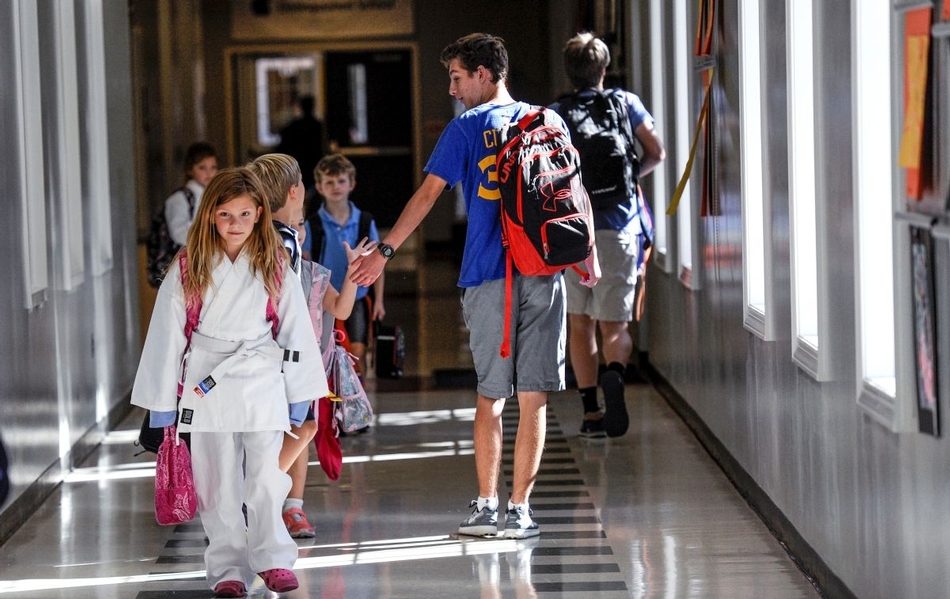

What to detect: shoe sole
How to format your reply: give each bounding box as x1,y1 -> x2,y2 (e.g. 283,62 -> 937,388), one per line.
503,527 -> 540,539
578,429 -> 607,439
289,529 -> 315,538
458,525 -> 499,538
601,371 -> 629,437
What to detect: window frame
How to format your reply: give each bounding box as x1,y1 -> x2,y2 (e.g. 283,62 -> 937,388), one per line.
786,0 -> 832,380
649,0 -> 675,274
739,0 -> 775,340
13,0 -> 49,309
673,0 -> 698,289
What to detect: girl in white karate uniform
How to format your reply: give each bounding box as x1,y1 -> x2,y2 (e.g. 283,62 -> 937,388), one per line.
132,166 -> 329,598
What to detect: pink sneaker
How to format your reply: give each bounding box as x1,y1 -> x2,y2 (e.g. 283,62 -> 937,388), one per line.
282,507 -> 315,538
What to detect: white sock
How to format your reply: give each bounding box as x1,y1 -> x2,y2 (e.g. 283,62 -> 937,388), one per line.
508,500 -> 528,512
283,498 -> 304,512
477,496 -> 498,511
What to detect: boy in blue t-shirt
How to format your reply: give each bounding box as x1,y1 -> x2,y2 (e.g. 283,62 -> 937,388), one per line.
349,33 -> 600,540
305,154 -> 385,371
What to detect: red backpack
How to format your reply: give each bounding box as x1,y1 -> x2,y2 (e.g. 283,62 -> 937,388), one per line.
495,107 -> 594,358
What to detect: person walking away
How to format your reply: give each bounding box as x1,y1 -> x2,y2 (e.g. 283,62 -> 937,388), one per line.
275,95 -> 329,202
549,32 -> 666,438
350,33 -> 600,540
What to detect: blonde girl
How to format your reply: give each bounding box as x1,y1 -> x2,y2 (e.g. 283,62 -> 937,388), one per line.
132,167 -> 328,598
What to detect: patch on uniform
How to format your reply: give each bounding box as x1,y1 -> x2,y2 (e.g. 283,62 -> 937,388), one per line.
180,408 -> 194,425
283,349 -> 300,363
194,376 -> 216,398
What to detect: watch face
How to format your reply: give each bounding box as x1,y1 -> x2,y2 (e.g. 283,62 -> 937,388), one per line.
379,244 -> 395,258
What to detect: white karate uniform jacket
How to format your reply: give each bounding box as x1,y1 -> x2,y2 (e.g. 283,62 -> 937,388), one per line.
132,251 -> 329,432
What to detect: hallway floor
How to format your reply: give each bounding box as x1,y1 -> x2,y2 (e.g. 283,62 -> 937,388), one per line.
0,379 -> 820,598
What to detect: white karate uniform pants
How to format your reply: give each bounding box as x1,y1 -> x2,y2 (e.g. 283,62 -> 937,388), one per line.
190,430 -> 297,587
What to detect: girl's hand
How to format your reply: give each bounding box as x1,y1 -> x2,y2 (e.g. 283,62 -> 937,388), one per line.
343,237 -> 377,265
372,300 -> 386,321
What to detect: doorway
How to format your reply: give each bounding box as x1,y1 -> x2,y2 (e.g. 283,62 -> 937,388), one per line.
227,45 -> 417,228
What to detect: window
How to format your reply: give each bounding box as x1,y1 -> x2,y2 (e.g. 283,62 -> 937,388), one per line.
649,0 -> 673,273
49,0 -> 85,290
673,0 -> 694,287
786,0 -> 831,380
255,56 -> 320,147
739,0 -> 774,340
13,0 -> 49,309
853,0 -> 897,426
79,1 -> 113,276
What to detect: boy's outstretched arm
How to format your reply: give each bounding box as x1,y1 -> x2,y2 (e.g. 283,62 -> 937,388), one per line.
350,174 -> 446,286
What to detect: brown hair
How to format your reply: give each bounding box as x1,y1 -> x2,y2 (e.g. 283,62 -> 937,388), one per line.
314,153 -> 357,186
563,32 -> 610,89
183,142 -> 218,181
440,33 -> 509,83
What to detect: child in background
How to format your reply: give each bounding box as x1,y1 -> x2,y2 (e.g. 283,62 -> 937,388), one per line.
281,203 -> 371,536
165,142 -> 218,247
307,154 -> 386,373
249,154 -> 371,539
132,167 -> 327,597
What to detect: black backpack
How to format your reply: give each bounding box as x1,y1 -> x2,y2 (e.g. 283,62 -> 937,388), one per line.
558,89 -> 640,211
146,187 -> 196,288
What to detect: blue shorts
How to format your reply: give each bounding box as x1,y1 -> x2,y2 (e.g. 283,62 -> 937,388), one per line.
461,274 -> 566,399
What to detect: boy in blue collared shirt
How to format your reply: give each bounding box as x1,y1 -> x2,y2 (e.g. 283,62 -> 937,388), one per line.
305,154 -> 386,371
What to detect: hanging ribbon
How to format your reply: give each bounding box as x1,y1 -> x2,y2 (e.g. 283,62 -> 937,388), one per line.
694,0 -> 716,57
667,69 -> 714,216
898,7 -> 932,200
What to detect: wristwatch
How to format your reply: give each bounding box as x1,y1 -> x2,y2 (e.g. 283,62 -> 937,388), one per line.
377,243 -> 396,260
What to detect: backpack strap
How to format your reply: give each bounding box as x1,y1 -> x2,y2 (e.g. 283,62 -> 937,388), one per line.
178,250 -> 201,344
180,186 -> 197,218
358,209 -> 373,244
266,253 -> 284,339
178,248 -> 282,342
308,211 -> 326,262
602,89 -> 641,179
309,206 -> 375,263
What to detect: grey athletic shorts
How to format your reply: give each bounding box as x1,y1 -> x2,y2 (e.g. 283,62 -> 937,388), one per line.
461,274 -> 566,399
565,228 -> 640,322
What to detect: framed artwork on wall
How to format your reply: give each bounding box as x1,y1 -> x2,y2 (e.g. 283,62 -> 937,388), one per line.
910,225 -> 939,436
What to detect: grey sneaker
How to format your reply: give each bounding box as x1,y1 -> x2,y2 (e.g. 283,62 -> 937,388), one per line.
459,500 -> 499,537
503,505 -> 540,539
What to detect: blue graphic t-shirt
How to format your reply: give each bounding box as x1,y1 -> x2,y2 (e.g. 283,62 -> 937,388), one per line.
426,101 -> 571,288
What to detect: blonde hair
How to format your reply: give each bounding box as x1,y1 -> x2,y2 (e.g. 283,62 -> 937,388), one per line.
183,167 -> 285,310
247,153 -> 301,213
